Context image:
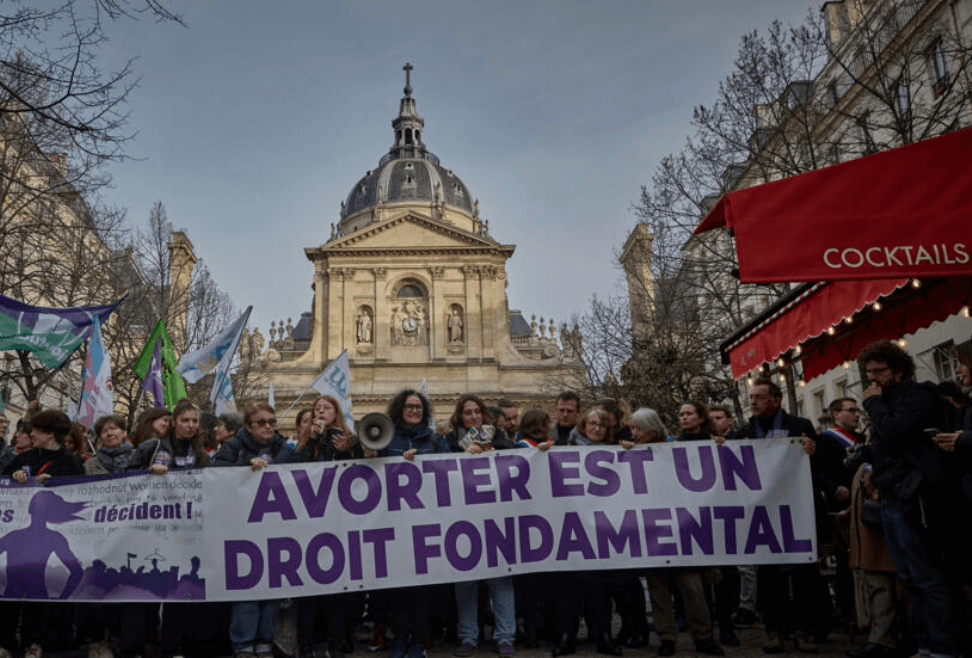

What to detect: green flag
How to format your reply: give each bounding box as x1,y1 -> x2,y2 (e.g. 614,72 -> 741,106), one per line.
133,319 -> 187,409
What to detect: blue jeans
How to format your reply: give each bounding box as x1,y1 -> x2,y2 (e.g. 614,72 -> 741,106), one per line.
881,500 -> 961,656
229,600 -> 278,653
455,576 -> 516,646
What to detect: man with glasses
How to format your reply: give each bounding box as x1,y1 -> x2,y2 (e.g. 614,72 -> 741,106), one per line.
858,340 -> 963,657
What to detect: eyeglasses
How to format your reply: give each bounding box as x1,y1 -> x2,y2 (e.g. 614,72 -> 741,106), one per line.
253,419 -> 277,427
404,404 -> 423,411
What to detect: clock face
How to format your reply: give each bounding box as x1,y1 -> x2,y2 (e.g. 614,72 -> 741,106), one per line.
403,317 -> 418,333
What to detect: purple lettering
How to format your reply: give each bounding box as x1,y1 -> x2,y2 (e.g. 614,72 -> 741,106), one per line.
363,528 -> 395,578
495,454 -> 531,502
676,507 -> 713,555
594,510 -> 641,558
338,465 -> 382,515
445,520 -> 483,572
292,467 -> 337,518
267,537 -> 303,587
385,462 -> 424,511
247,471 -> 297,523
673,446 -> 716,492
556,512 -> 595,560
744,506 -> 782,554
348,530 -> 362,581
461,457 -> 496,505
518,514 -> 554,563
617,449 -> 655,494
484,517 -> 517,567
225,540 -> 263,590
641,509 -> 677,556
422,458 -> 459,507
585,450 -> 620,497
713,506 -> 745,554
306,533 -> 345,585
549,451 -> 584,498
780,505 -> 813,553
412,524 -> 442,575
718,445 -> 761,491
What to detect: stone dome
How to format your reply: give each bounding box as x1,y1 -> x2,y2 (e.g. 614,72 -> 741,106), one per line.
339,63 -> 475,226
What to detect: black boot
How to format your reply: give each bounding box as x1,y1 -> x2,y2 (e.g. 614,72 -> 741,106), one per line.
595,633 -> 622,657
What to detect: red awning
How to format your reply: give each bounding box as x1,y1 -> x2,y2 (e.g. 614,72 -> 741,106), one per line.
724,279 -> 909,379
695,128 -> 972,283
723,277 -> 972,381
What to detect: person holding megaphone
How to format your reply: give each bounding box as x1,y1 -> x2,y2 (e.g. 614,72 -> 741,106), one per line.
278,395 -> 365,658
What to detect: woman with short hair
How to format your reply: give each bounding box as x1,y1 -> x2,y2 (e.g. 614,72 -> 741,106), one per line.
85,414 -> 133,475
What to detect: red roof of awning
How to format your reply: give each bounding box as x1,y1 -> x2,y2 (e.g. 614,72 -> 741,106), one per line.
723,277 -> 972,381
695,128 -> 972,283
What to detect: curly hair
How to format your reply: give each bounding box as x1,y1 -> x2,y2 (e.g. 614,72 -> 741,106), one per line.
387,389 -> 432,427
856,340 -> 915,381
450,394 -> 493,431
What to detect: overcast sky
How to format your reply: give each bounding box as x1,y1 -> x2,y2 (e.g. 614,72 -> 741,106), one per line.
96,0 -> 817,340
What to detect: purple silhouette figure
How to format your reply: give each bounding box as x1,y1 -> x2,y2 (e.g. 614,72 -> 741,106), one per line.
0,490 -> 85,599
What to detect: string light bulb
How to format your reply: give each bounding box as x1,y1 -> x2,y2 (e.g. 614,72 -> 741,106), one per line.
898,338 -> 908,348
793,345 -> 802,356
827,326 -> 836,336
746,376 -> 754,387
777,358 -> 785,367
798,379 -> 806,388
872,301 -> 882,311
778,373 -> 786,383
845,316 -> 853,324
911,279 -> 921,288
962,306 -> 970,319
842,361 -> 851,370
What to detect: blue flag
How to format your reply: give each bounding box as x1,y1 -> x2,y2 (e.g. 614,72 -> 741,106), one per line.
0,294 -> 124,369
76,316 -> 114,429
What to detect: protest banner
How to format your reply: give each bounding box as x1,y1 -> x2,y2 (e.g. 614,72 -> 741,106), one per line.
0,440 -> 815,602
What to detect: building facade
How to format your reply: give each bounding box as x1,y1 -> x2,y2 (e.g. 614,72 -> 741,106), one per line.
253,67 -> 583,423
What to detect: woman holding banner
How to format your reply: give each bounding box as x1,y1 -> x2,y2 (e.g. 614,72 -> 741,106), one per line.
551,408 -> 622,658
126,400 -> 211,658
214,402 -> 289,658
378,390 -> 449,658
639,403 -> 725,656
278,396 -> 364,658
448,394 -> 517,658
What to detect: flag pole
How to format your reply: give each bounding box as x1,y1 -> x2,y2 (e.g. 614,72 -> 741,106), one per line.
279,382 -> 315,420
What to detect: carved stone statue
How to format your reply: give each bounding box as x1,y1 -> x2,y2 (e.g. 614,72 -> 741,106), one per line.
357,310 -> 373,344
448,308 -> 464,343
251,328 -> 265,357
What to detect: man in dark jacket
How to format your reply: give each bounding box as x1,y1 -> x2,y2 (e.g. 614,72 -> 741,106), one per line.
859,340 -> 963,657
732,379 -> 826,653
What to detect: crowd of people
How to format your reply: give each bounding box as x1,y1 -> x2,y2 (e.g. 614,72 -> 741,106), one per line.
0,336 -> 969,658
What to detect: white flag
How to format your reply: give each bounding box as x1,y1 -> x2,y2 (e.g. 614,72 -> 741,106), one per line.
213,370 -> 237,416
268,383 -> 276,409
310,350 -> 354,431
177,307 -> 252,384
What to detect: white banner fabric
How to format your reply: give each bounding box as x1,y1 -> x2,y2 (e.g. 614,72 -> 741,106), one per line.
0,440 -> 816,602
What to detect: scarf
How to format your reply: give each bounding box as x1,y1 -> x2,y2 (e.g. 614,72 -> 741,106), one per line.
393,419 -> 433,447
753,409 -> 786,438
96,443 -> 134,474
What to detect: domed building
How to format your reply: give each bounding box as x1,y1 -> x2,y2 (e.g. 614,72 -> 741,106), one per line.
257,64 -> 583,422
